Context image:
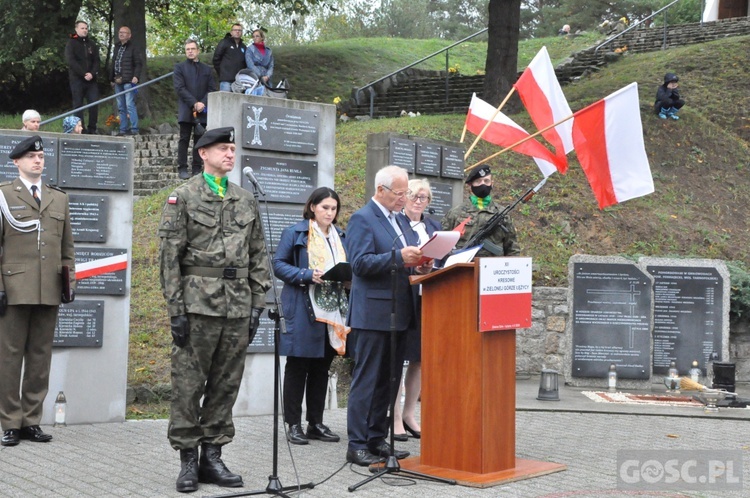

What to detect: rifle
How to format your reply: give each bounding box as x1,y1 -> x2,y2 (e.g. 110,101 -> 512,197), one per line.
461,178 -> 547,256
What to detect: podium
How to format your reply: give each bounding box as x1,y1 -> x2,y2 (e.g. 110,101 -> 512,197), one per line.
401,261 -> 565,487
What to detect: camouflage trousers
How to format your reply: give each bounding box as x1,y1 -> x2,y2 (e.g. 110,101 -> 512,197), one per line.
168,313 -> 251,450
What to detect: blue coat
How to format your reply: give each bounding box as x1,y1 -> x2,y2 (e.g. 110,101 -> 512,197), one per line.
397,212 -> 441,242
273,220 -> 346,358
173,59 -> 216,123
245,44 -> 274,80
346,200 -> 419,332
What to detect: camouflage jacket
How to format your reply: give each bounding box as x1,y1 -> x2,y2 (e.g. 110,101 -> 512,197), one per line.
158,175 -> 271,318
441,199 -> 521,258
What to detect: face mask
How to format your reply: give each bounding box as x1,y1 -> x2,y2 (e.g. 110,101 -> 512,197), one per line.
471,184 -> 492,198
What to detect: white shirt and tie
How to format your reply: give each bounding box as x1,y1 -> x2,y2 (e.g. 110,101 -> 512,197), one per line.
19,178 -> 42,206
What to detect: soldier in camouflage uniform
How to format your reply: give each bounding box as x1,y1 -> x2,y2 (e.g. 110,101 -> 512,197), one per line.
158,127 -> 271,493
442,165 -> 521,258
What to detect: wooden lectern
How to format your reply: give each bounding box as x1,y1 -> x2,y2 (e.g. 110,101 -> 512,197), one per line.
401,262 -> 565,487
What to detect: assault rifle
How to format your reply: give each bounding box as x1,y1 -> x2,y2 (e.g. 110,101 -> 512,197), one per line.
461,178 -> 547,256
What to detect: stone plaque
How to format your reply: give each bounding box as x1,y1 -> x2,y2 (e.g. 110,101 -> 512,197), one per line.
74,248 -> 127,295
388,138 -> 416,173
572,262 -> 652,379
0,135 -> 59,184
259,205 -> 303,252
242,105 -> 319,155
242,155 -> 317,204
54,300 -> 105,347
248,310 -> 275,353
69,194 -> 109,243
647,265 -> 723,375
264,276 -> 285,306
58,140 -> 130,190
441,145 -> 465,180
415,142 -> 441,177
428,181 -> 453,220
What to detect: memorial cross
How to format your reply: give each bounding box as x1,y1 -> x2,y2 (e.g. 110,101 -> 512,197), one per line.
246,106 -> 268,145
585,283 -> 642,348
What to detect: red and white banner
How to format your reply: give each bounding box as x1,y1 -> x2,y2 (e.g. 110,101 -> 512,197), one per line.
465,93 -> 562,175
478,257 -> 532,331
514,46 -> 574,173
572,82 -> 654,209
75,253 -> 129,280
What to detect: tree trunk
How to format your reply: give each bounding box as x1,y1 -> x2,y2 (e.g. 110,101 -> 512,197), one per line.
113,0 -> 151,119
483,0 -> 522,112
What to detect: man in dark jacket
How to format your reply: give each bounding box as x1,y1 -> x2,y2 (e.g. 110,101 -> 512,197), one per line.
213,24 -> 247,92
64,21 -> 100,134
173,40 -> 216,180
110,26 -> 144,135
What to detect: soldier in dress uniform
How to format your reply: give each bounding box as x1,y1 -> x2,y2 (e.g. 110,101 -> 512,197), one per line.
158,127 -> 271,493
0,135 -> 76,447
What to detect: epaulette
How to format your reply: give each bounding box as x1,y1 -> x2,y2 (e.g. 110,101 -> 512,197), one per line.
46,184 -> 68,193
0,180 -> 13,187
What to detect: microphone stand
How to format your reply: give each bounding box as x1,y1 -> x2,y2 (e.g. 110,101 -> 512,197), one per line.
348,227 -> 456,492
212,179 -> 313,498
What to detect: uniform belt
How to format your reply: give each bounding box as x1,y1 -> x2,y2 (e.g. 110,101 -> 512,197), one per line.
181,266 -> 248,279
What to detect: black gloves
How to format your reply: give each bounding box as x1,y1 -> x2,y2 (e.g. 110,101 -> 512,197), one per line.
249,307 -> 264,343
62,290 -> 75,304
170,315 -> 190,348
0,291 -> 6,316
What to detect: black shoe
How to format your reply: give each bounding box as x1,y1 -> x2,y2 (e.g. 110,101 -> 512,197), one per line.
346,449 -> 385,467
403,421 -> 421,439
178,167 -> 190,180
287,423 -> 309,445
369,441 -> 409,460
176,448 -> 199,493
306,423 -> 340,442
392,432 -> 408,442
198,443 -> 243,487
1,429 -> 20,446
19,425 -> 52,443
117,131 -> 127,137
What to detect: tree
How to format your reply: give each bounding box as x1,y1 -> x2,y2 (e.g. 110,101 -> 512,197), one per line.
483,0 -> 522,109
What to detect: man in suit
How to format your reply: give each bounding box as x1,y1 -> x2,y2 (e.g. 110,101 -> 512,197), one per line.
0,136 -> 76,447
344,165 -> 425,466
65,20 -> 100,134
173,39 -> 216,180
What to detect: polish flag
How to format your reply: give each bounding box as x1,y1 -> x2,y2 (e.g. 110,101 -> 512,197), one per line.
572,82 -> 654,209
76,253 -> 129,280
514,46 -> 574,173
465,93 -> 563,175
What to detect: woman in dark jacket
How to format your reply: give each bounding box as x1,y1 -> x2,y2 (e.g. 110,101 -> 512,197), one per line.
273,187 -> 349,445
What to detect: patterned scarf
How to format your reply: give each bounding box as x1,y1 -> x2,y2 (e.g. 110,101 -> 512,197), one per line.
307,220 -> 350,355
203,172 -> 227,198
470,194 -> 492,210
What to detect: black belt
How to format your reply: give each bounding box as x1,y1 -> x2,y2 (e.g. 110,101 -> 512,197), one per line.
181,266 -> 248,279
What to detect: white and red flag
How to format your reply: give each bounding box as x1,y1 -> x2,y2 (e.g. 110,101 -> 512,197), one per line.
514,46 -> 574,173
76,253 -> 129,280
572,82 -> 654,209
465,93 -> 562,176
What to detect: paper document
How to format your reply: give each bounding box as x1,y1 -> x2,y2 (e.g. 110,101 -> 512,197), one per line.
407,231 -> 460,266
444,245 -> 482,267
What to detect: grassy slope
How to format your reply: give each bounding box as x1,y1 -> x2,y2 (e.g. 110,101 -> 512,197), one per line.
126,34 -> 750,417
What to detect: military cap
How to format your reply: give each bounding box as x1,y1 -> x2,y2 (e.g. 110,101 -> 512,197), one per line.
465,165 -> 491,184
9,135 -> 44,160
194,127 -> 235,152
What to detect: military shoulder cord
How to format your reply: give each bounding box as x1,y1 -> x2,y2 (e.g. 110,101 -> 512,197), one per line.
0,190 -> 41,251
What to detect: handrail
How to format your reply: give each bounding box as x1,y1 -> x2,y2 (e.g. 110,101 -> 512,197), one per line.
355,28 -> 488,117
41,71 -> 175,126
594,0 -> 682,54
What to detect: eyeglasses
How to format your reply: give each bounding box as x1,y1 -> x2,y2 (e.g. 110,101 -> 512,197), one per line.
408,194 -> 430,203
382,185 -> 407,198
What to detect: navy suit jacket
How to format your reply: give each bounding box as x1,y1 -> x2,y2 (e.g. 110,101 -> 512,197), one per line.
173,59 -> 216,123
346,200 -> 419,332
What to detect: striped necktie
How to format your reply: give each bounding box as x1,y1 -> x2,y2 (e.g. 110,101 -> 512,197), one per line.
31,185 -> 41,206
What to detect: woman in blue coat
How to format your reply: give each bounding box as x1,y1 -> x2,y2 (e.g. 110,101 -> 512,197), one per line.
245,28 -> 274,85
273,187 -> 349,445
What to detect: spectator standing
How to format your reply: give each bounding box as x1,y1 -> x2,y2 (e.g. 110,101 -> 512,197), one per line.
173,40 -> 216,180
213,24 -> 247,92
110,26 -> 143,136
0,136 -> 76,448
21,110 -> 41,131
245,29 -> 274,85
65,20 -> 100,134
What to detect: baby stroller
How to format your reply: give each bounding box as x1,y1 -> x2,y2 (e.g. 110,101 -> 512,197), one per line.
231,69 -> 289,99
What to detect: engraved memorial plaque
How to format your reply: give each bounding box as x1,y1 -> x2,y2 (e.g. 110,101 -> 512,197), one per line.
388,138 -> 415,173
69,194 -> 109,242
441,145 -> 465,179
242,155 -> 317,204
75,248 -> 127,295
572,263 -> 652,379
242,105 -> 319,155
647,265 -> 723,375
54,300 -> 105,347
0,135 -> 59,184
58,140 -> 130,190
259,205 -> 303,252
247,310 -> 275,353
415,142 -> 441,177
428,181 -> 453,219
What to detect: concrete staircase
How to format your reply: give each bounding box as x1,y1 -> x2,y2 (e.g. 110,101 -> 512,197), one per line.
132,134 -> 182,197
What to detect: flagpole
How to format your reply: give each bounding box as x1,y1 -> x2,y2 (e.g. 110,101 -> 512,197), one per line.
465,113 -> 575,173
463,87 -> 516,159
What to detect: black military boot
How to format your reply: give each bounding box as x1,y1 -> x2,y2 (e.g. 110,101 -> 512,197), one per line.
176,448 -> 199,493
199,443 -> 243,487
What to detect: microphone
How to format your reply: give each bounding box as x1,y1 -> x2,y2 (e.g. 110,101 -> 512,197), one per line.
242,166 -> 265,196
428,208 -> 436,215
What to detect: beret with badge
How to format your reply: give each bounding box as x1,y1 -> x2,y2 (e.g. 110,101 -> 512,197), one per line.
9,135 -> 44,160
465,165 -> 491,184
193,126 -> 235,153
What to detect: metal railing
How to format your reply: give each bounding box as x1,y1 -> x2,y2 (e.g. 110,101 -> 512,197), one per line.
594,0 -> 685,55
355,28 -> 488,118
40,71 -> 175,126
